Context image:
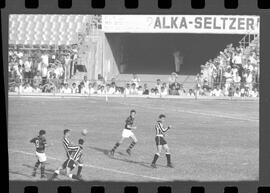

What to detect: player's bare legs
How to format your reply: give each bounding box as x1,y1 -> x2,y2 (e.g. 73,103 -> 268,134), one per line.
151,145 -> 162,168
110,137 -> 125,156
126,134 -> 138,156
163,144 -> 173,168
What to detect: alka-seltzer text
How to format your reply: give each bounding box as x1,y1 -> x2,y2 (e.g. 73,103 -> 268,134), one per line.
153,16 -> 260,32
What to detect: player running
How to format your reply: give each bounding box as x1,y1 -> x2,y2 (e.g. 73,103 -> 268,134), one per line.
110,109 -> 138,156
151,114 -> 173,168
50,139 -> 84,181
30,130 -> 48,178
49,129 -> 83,180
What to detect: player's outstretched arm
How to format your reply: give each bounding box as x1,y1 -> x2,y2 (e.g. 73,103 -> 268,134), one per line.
29,138 -> 35,143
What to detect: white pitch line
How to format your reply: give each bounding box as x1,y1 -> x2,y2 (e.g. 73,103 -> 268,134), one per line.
116,101 -> 259,122
9,149 -> 169,181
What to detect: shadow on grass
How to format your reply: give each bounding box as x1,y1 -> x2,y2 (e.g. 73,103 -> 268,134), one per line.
22,164 -> 55,173
9,170 -> 33,179
22,164 -> 59,180
87,145 -> 168,169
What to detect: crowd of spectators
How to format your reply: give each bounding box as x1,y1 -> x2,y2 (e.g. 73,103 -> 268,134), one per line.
9,73 -> 198,97
196,39 -> 259,98
9,71 -> 258,98
9,38 -> 259,98
8,45 -> 79,92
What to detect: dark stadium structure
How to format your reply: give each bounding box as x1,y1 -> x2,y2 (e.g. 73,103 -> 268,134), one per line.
106,33 -> 243,75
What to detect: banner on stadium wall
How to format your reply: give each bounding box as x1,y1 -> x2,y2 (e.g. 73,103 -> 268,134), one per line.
102,15 -> 260,34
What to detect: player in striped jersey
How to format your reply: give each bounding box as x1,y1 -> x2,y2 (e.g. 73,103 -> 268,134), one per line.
62,129 -> 84,177
50,139 -> 84,181
151,114 -> 173,168
49,129 -> 83,180
62,129 -> 78,158
110,109 -> 138,156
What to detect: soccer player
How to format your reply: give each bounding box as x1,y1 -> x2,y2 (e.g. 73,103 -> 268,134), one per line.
151,114 -> 173,168
50,139 -> 84,181
110,109 -> 138,156
49,129 -> 83,180
62,129 -> 79,158
30,129 -> 47,178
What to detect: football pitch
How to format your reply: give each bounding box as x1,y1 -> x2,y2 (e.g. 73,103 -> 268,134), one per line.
8,96 -> 259,182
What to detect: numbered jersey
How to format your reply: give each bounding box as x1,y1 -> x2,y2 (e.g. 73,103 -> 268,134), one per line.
125,116 -> 134,130
30,136 -> 46,153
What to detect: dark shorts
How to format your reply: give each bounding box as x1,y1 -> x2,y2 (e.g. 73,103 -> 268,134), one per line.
62,159 -> 76,171
155,136 -> 167,146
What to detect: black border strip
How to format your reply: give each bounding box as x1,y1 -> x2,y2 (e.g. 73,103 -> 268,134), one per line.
2,0 -> 270,192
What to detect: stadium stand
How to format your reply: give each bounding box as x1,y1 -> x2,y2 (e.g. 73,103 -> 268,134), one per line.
8,15 -> 259,98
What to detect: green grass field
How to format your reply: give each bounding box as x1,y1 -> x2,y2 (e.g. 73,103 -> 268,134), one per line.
8,96 -> 259,182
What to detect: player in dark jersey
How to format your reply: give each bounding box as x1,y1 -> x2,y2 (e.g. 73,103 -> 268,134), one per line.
110,109 -> 138,156
50,139 -> 84,181
30,130 -> 47,178
151,114 -> 173,168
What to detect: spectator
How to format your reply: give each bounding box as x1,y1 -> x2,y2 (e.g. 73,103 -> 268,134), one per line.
210,86 -> 222,97
243,70 -> 253,90
130,83 -> 138,95
71,83 -> 78,94
160,86 -> 168,96
24,58 -> 32,83
187,89 -> 195,97
149,88 -> 156,96
168,72 -> 178,86
97,85 -> 105,95
23,82 -> 33,93
124,83 -> 131,95
81,76 -> 89,87
249,88 -> 259,97
41,62 -> 48,85
131,74 -> 140,87
240,87 -> 245,97
97,74 -> 105,86
143,84 -> 149,95
137,86 -> 143,95
233,71 -> 241,90
41,51 -> 49,67
60,83 -> 71,94
234,88 -> 241,97
108,82 -> 116,94
169,85 -> 179,95
155,79 -> 162,93
33,72 -> 42,88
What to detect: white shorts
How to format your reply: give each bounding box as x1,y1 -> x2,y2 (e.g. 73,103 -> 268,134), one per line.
35,151 -> 47,162
121,129 -> 134,138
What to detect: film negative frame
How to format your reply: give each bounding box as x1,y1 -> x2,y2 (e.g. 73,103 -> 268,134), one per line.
2,0 -> 270,193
